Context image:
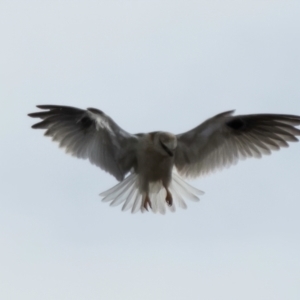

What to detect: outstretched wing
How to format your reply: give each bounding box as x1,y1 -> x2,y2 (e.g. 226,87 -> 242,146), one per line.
175,110 -> 300,178
28,105 -> 138,181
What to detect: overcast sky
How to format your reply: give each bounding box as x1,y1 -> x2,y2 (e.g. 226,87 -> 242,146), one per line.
1,1 -> 300,299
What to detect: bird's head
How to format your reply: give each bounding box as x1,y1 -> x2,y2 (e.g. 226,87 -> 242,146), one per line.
154,132 -> 177,157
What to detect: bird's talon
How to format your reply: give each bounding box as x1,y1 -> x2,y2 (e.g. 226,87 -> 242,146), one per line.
143,195 -> 152,211
165,190 -> 173,206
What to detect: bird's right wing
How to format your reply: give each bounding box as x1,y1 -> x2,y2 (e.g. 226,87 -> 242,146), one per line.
175,110 -> 300,178
28,105 -> 138,181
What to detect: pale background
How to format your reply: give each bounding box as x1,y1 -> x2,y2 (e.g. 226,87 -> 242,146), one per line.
1,1 -> 300,299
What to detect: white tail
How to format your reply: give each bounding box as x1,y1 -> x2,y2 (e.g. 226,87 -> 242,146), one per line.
100,172 -> 204,214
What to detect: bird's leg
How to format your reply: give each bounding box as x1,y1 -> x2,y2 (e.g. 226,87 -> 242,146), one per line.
163,184 -> 173,206
165,189 -> 173,206
143,194 -> 152,211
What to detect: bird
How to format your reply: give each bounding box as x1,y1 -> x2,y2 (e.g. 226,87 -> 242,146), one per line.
28,105 -> 300,214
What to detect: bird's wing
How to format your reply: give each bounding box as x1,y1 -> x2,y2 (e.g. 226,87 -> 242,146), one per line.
175,110 -> 300,178
28,105 -> 138,181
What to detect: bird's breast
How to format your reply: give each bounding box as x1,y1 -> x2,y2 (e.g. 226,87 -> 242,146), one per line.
137,146 -> 174,183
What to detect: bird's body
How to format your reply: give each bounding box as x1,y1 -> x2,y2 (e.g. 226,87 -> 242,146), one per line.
129,132 -> 177,209
28,105 -> 300,214
136,132 -> 175,200
136,133 -> 174,183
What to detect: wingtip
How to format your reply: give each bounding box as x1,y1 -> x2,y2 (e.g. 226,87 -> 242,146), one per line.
28,105 -> 50,117
214,109 -> 236,118
31,123 -> 40,129
36,105 -> 54,109
87,107 -> 105,115
28,112 -> 40,118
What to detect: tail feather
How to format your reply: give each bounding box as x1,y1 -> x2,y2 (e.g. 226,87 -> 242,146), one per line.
132,193 -> 143,214
122,184 -> 138,211
108,179 -> 135,206
151,188 -> 167,214
172,173 -> 204,201
101,174 -> 136,201
169,182 -> 187,209
100,172 -> 204,214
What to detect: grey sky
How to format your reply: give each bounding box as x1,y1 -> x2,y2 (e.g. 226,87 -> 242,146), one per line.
1,1 -> 300,299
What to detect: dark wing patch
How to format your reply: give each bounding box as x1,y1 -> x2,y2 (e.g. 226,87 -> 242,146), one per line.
226,118 -> 247,131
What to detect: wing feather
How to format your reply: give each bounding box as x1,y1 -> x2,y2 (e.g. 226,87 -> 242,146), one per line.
29,105 -> 138,181
175,111 -> 300,178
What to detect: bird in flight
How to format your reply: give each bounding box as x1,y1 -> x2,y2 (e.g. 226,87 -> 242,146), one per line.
28,105 -> 300,214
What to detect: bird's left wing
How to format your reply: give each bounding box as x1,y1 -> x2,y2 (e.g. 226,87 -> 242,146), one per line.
28,105 -> 138,181
175,110 -> 300,178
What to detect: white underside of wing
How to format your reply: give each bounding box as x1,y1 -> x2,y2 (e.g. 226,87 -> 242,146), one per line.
100,172 -> 204,214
